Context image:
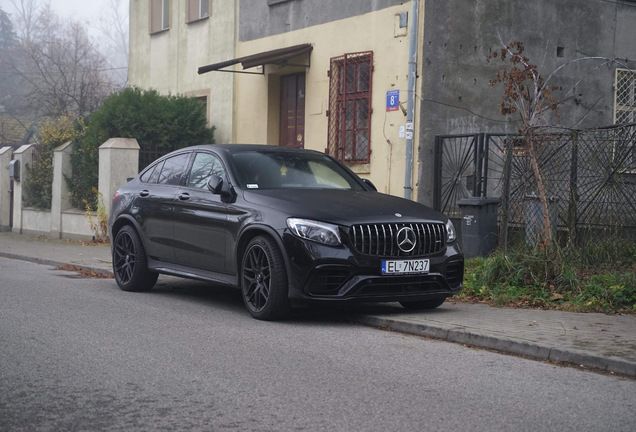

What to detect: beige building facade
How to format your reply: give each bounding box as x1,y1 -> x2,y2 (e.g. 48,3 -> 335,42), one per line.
128,0 -> 238,144
128,0 -> 421,197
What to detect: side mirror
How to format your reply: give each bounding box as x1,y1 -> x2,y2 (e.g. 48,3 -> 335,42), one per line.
362,178 -> 377,191
207,175 -> 234,201
207,174 -> 224,194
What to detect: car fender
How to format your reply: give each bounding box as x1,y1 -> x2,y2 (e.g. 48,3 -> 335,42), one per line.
110,214 -> 147,252
234,223 -> 293,291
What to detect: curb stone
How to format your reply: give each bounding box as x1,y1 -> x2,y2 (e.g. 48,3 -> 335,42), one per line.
350,315 -> 636,378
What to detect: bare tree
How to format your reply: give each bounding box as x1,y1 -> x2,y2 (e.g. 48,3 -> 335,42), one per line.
6,0 -> 49,42
5,0 -> 114,119
488,39 -> 625,248
96,0 -> 129,88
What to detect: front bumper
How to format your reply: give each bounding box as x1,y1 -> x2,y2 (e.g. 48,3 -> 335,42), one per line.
283,234 -> 464,304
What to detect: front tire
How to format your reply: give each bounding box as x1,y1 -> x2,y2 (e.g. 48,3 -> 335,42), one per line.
241,236 -> 290,321
399,297 -> 446,310
112,225 -> 158,292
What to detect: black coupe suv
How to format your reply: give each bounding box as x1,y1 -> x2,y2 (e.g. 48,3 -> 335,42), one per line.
109,145 -> 464,320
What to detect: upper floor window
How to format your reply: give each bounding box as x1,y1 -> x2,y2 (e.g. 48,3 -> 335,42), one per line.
327,51 -> 373,164
151,0 -> 170,33
187,0 -> 210,23
614,68 -> 636,125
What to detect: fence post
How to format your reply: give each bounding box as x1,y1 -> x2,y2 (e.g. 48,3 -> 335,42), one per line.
476,133 -> 485,197
49,141 -> 73,239
500,137 -> 515,254
0,147 -> 12,231
568,132 -> 579,245
11,144 -> 33,234
98,138 -> 140,221
433,135 -> 442,211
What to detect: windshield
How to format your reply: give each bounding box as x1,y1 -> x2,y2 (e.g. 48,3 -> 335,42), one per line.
230,151 -> 364,191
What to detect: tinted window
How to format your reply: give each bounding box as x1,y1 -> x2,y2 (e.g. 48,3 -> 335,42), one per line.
157,153 -> 190,186
187,152 -> 226,189
231,151 -> 363,191
139,164 -> 156,183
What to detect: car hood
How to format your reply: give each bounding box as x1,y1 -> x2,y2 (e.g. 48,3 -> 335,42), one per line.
241,189 -> 446,225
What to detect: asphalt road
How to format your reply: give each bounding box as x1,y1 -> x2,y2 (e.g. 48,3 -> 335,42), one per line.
1,257 -> 635,431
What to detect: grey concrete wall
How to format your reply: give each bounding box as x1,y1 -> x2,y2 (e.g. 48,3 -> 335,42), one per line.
416,0 -> 636,206
239,0 -> 406,41
0,147 -> 12,231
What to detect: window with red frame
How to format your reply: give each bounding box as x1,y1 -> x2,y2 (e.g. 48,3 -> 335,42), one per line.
327,51 -> 373,163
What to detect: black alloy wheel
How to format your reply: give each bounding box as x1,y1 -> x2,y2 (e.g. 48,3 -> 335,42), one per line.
112,225 -> 158,292
241,236 -> 290,321
399,297 -> 446,310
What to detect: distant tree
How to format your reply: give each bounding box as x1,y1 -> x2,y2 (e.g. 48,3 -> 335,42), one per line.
6,0 -> 45,42
96,0 -> 129,88
0,7 -> 19,114
4,0 -> 114,120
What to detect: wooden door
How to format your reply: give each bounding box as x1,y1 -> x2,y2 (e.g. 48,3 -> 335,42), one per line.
279,74 -> 305,148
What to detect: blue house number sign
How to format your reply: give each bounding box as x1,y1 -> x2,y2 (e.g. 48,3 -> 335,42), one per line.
386,90 -> 399,112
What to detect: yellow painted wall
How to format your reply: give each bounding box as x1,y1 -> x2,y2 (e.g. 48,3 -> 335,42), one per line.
234,3 -> 420,197
128,0 -> 238,143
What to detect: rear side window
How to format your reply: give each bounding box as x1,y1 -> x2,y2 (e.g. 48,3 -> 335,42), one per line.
139,164 -> 156,183
157,153 -> 190,185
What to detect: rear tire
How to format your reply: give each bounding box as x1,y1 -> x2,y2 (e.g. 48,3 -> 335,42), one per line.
241,236 -> 290,321
399,297 -> 446,310
112,225 -> 158,292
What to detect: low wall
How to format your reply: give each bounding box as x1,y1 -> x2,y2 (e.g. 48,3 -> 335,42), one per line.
21,208 -> 52,236
0,138 -> 140,241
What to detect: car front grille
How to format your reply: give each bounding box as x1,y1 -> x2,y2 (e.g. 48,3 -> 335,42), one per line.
348,223 -> 446,257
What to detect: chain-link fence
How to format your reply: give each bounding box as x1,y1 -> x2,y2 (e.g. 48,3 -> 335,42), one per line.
499,123 -> 636,248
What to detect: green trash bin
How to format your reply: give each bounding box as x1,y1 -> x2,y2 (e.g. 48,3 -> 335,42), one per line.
457,197 -> 501,258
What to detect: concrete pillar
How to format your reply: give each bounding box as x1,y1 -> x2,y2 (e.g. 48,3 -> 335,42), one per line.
50,141 -> 73,239
11,144 -> 34,234
0,146 -> 13,231
98,138 -> 140,220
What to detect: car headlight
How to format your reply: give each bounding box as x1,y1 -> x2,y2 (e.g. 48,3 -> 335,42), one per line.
287,218 -> 342,246
445,219 -> 457,243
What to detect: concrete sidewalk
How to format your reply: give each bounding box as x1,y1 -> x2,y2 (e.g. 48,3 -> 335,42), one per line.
1,231 -> 635,378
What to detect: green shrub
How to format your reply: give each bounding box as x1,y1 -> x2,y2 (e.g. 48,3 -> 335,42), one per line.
23,116 -> 87,209
67,87 -> 216,208
459,241 -> 636,312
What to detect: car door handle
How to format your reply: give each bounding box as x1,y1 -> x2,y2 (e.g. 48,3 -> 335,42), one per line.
139,190 -> 150,197
178,192 -> 191,201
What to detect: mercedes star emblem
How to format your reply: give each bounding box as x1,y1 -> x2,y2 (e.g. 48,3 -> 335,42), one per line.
396,227 -> 417,253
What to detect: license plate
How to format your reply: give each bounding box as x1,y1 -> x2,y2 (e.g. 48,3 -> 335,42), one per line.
381,259 -> 430,275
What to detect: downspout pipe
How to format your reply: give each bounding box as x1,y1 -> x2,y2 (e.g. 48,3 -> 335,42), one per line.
404,0 -> 419,200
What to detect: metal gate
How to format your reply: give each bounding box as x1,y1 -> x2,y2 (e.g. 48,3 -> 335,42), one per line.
433,133 -> 514,217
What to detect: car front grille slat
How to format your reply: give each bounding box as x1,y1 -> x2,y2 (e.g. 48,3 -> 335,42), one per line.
350,223 -> 446,257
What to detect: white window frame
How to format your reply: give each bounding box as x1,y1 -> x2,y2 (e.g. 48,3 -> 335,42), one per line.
614,68 -> 636,125
151,0 -> 170,33
187,0 -> 210,22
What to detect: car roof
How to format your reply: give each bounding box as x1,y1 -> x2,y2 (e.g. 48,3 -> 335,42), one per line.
186,144 -> 327,157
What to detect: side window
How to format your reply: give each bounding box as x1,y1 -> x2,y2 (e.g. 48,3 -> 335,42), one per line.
157,153 -> 190,185
187,152 -> 226,189
139,164 -> 156,183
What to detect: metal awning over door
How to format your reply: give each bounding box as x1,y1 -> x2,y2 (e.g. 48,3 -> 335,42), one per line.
198,43 -> 313,75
